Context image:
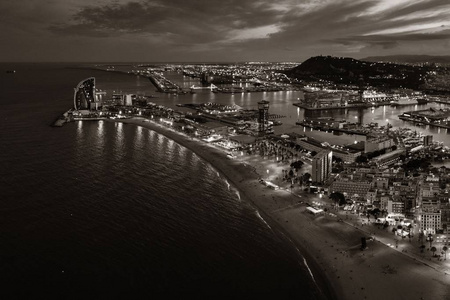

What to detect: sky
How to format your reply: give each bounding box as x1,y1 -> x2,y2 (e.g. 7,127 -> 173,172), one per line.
1,0 -> 450,62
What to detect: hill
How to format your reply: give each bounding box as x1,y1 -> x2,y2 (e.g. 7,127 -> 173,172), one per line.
362,55 -> 450,65
286,55 -> 426,90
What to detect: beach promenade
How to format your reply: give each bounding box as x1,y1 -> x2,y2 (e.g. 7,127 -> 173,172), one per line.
116,117 -> 450,300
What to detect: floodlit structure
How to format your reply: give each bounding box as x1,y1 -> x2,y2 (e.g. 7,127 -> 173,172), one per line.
74,77 -> 97,110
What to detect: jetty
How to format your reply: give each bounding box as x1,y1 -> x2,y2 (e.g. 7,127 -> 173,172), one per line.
51,109 -> 73,127
293,102 -> 370,110
398,108 -> 450,129
296,118 -> 369,136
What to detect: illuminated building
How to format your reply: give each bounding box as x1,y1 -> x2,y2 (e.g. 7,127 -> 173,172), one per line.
312,149 -> 332,184
423,135 -> 433,146
257,100 -> 270,133
73,77 -> 97,110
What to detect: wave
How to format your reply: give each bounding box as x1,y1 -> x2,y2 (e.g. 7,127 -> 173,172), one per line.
255,211 -> 272,231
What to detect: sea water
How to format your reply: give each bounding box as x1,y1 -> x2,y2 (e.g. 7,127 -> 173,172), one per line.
0,63 -> 325,299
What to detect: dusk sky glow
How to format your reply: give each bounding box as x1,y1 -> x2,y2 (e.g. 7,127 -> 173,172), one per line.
2,0 -> 450,62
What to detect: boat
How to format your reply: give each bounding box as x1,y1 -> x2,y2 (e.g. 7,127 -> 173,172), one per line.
6,70 -> 16,74
417,98 -> 428,104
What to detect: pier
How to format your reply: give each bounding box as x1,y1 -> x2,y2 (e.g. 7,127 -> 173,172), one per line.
51,109 -> 73,127
293,102 -> 370,110
296,120 -> 368,136
398,108 -> 450,129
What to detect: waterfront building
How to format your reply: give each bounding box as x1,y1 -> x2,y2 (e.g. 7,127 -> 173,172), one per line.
441,204 -> 450,234
73,77 -> 97,110
300,117 -> 346,129
417,174 -> 444,234
228,135 -> 256,148
124,94 -> 133,106
371,149 -> 405,167
423,135 -> 433,146
101,94 -> 125,106
387,199 -> 405,214
257,100 -> 270,134
295,138 -> 361,163
311,150 -> 332,184
329,179 -> 372,200
200,122 -> 229,136
331,147 -> 361,163
419,211 -> 441,235
190,121 -> 229,137
302,91 -> 347,108
296,137 -> 325,154
365,136 -> 394,153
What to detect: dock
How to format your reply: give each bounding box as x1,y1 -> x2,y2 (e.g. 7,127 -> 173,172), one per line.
293,102 -> 370,110
398,108 -> 450,129
296,120 -> 368,136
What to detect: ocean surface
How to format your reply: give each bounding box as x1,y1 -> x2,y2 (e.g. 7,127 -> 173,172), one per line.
0,63 -> 325,299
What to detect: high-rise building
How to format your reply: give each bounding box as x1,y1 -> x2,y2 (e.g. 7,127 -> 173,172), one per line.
257,100 -> 270,133
73,77 -> 97,110
124,94 -> 133,106
357,75 -> 365,103
312,149 -> 332,184
423,135 -> 433,146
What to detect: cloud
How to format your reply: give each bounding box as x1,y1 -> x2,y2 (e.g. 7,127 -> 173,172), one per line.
42,0 -> 450,54
2,0 -> 450,61
329,29 -> 450,53
47,1 -> 279,41
226,24 -> 282,42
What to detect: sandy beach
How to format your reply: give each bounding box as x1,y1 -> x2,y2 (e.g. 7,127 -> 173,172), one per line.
117,117 -> 450,300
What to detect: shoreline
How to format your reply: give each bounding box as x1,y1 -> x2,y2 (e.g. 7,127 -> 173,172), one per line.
111,117 -> 449,300
114,117 -> 336,300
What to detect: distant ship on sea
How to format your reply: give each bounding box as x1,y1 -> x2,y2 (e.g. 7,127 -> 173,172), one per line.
6,70 -> 16,74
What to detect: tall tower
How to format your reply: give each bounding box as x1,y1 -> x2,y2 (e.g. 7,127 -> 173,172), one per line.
74,77 -> 96,110
257,100 -> 270,133
312,150 -> 333,184
358,75 -> 365,103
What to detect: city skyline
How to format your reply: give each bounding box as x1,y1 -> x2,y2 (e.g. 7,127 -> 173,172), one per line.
2,0 -> 450,62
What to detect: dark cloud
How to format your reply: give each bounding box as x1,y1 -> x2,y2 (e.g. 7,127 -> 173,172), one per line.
329,28 -> 450,51
2,0 -> 450,61
46,0 -> 450,50
48,0 -> 279,43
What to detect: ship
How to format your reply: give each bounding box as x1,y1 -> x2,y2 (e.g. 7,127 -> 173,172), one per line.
416,98 -> 428,105
6,70 -> 16,74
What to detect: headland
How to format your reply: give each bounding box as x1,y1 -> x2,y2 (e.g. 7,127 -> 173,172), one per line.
112,116 -> 449,300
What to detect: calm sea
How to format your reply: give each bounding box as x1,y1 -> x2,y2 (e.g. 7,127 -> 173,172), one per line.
0,63 -> 326,299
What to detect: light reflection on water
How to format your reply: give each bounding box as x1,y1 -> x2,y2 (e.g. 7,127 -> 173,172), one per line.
97,70 -> 450,146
